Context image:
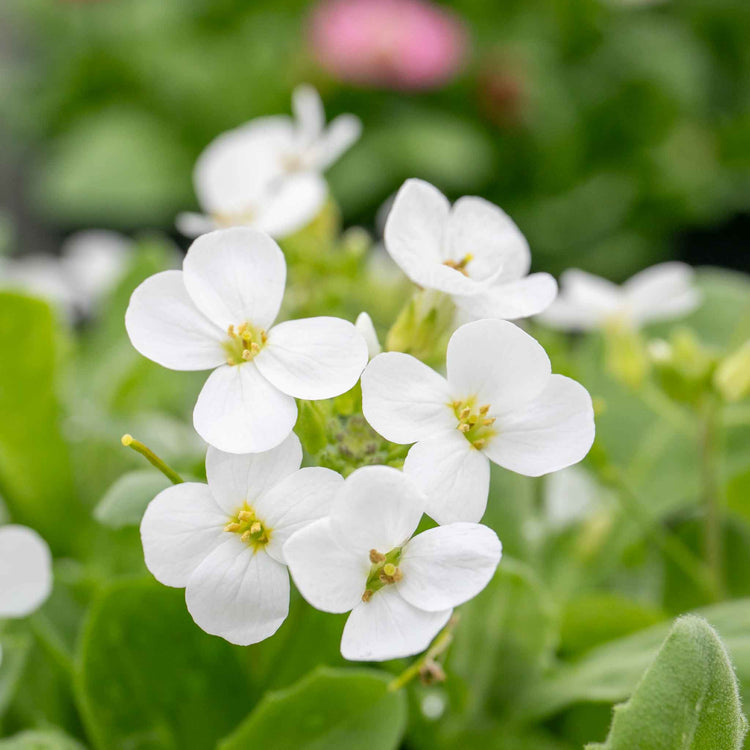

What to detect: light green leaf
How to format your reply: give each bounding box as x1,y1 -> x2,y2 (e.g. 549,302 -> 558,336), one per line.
518,599 -> 750,722
0,729 -> 86,749
75,579 -> 253,750
219,667 -> 407,750
0,632 -> 32,716
93,470 -> 170,529
587,615 -> 747,749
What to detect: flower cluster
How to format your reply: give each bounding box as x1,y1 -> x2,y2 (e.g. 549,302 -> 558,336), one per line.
126,86 -> 699,663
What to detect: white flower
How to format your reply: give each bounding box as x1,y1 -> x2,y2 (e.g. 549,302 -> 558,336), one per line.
0,525 -> 52,619
355,312 -> 381,360
284,466 -> 501,661
544,466 -> 599,530
537,263 -> 701,331
177,85 -> 361,239
140,434 -> 343,645
125,227 -> 368,454
361,319 -> 595,524
384,179 -> 557,320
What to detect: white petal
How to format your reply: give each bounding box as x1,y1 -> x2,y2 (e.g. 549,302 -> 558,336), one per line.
446,320 -> 551,413
125,271 -> 226,371
193,363 -> 297,454
455,273 -> 558,321
313,115 -> 362,170
403,431 -> 491,524
623,262 -> 701,324
185,540 -> 289,646
484,374 -> 595,476
61,230 -> 129,306
256,467 -> 344,563
175,212 -> 217,238
545,466 -> 598,529
182,227 -> 286,331
292,84 -> 325,145
331,466 -> 424,554
140,483 -> 227,588
361,352 -> 454,444
538,269 -> 621,330
204,433 -> 303,515
445,196 -> 528,284
341,590 -> 452,662
0,525 -> 52,618
284,519 -> 368,613
355,312 -> 381,359
397,523 -> 501,611
254,173 -> 328,239
254,317 -> 368,400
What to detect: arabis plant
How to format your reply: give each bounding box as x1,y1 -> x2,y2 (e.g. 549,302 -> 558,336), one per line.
362,319 -> 595,523
284,466 -> 501,661
384,179 -> 558,321
140,434 -> 342,645
125,227 -> 368,454
177,85 -> 360,239
538,262 -> 701,332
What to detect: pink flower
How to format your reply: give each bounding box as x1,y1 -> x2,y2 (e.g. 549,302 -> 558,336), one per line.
308,0 -> 468,91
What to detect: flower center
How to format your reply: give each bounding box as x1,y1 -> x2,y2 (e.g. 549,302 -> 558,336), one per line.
452,397 -> 496,450
224,503 -> 271,550
223,322 -> 267,366
443,253 -> 474,277
361,547 -> 402,602
212,206 -> 256,227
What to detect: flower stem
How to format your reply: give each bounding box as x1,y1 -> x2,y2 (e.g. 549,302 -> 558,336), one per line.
699,399 -> 725,599
121,434 -> 183,485
388,614 -> 459,692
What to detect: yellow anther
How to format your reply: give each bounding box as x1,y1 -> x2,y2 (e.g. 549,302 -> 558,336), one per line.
459,407 -> 471,420
250,521 -> 262,535
362,589 -> 373,602
473,439 -> 486,450
250,342 -> 260,353
228,324 -> 236,338
225,522 -> 241,532
458,423 -> 470,433
240,530 -> 252,544
369,549 -> 385,563
479,404 -> 490,415
241,349 -> 252,360
237,510 -> 253,522
482,417 -> 496,426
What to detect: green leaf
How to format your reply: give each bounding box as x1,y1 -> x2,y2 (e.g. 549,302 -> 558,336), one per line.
93,470 -> 170,529
0,633 -> 31,716
518,599 -> 750,722
0,729 -> 86,749
75,579 -> 254,750
219,667 -> 407,750
587,615 -> 748,749
0,293 -> 81,553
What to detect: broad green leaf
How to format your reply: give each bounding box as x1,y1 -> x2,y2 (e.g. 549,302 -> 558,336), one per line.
0,729 -> 86,749
587,616 -> 747,749
219,667 -> 407,750
94,470 -> 170,529
75,578 -> 253,750
0,293 -> 81,553
518,599 -> 750,722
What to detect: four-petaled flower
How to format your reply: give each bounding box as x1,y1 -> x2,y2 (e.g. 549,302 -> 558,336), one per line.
140,434 -> 343,646
284,466 -> 501,661
126,227 -> 368,454
384,179 -> 558,320
361,319 -> 595,524
177,85 -> 360,239
537,263 -> 701,332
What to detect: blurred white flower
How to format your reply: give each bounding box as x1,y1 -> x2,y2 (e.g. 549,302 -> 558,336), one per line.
0,230 -> 129,318
284,465 -> 501,661
355,312 -> 381,359
0,525 -> 52,620
544,465 -> 599,530
125,227 -> 368,454
362,320 -> 595,524
383,179 -> 557,320
177,84 -> 361,239
140,434 -> 343,646
537,263 -> 701,332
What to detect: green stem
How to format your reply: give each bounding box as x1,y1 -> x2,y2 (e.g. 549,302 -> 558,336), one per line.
29,612 -> 74,678
388,614 -> 459,692
602,467 -> 720,602
121,434 -> 183,485
699,399 -> 725,599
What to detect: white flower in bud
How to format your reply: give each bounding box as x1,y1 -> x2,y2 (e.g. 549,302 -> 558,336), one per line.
355,312 -> 381,360
140,434 -> 343,646
361,319 -> 595,524
284,466 -> 501,661
0,525 -> 52,620
126,227 -> 368,454
537,263 -> 701,332
177,84 -> 361,239
383,179 -> 557,320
